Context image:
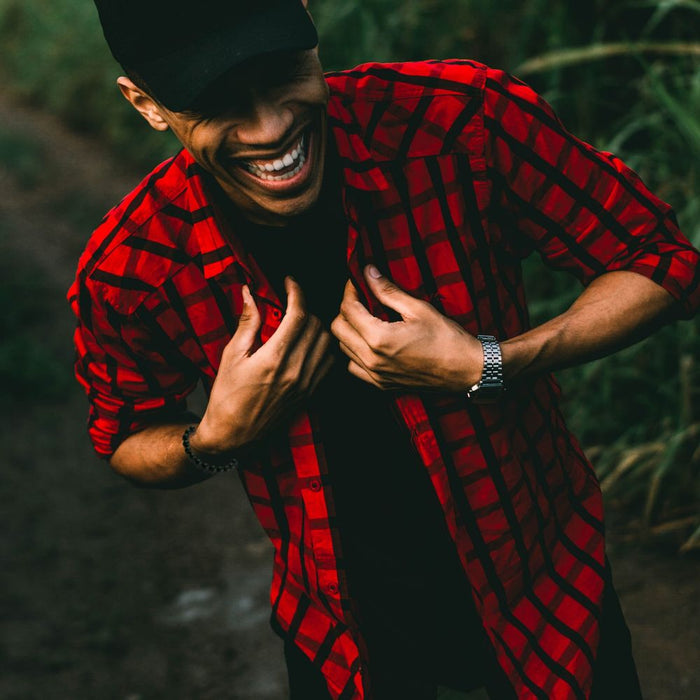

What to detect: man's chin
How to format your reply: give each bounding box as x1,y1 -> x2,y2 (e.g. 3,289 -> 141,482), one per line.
242,179 -> 325,226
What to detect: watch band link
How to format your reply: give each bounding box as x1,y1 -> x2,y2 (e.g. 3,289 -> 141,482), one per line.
466,334 -> 504,402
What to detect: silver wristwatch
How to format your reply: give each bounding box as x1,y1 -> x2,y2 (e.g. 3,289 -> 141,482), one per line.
466,334 -> 504,403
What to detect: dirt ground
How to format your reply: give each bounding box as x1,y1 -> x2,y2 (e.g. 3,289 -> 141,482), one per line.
1,94 -> 698,700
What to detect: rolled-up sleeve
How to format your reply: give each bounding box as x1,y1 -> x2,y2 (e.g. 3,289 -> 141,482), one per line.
70,280 -> 197,459
483,67 -> 700,318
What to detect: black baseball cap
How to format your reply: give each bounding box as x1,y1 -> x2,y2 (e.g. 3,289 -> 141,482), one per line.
94,0 -> 318,112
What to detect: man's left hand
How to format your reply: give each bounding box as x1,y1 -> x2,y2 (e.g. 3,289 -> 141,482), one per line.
330,265 -> 483,391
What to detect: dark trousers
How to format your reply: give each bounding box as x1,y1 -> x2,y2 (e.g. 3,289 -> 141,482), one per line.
283,565 -> 643,699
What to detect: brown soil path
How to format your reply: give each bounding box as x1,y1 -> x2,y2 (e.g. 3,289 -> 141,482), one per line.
0,93 -> 698,699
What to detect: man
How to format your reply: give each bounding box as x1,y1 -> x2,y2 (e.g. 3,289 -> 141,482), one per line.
69,1 -> 700,698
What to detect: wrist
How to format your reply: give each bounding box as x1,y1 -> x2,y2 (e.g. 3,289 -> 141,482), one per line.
449,333 -> 485,391
183,425 -> 240,474
189,416 -> 239,456
499,332 -> 545,382
464,333 -> 485,388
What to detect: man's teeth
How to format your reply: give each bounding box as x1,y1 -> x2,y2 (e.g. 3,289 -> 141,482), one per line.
243,135 -> 307,181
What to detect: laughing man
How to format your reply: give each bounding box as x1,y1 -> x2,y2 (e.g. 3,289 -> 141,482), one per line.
69,1 -> 700,698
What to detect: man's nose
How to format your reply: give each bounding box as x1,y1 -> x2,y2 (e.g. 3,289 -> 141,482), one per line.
234,92 -> 295,148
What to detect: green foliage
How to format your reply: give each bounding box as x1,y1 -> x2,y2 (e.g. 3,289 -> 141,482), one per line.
0,234 -> 72,402
0,129 -> 48,189
0,0 -> 698,544
0,0 -> 178,168
517,3 -> 700,547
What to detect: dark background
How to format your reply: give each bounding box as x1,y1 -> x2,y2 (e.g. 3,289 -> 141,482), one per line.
1,1 -> 699,698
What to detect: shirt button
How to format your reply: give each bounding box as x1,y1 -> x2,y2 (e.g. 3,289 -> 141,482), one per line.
309,479 -> 322,492
271,308 -> 282,320
327,582 -> 339,595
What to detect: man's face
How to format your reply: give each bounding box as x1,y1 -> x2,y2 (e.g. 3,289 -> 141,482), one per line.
154,49 -> 329,226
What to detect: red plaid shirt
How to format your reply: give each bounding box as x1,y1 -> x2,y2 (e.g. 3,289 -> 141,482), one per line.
69,61 -> 700,699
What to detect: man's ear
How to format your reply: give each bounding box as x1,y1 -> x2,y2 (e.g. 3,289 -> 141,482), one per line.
116,76 -> 170,132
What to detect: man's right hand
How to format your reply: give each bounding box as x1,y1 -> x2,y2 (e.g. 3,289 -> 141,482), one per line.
190,276 -> 334,457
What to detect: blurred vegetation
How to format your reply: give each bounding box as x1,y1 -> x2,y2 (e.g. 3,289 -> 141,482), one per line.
0,0 -> 698,548
0,0 -> 179,167
0,129 -> 48,189
0,127 -> 72,403
0,232 -> 73,403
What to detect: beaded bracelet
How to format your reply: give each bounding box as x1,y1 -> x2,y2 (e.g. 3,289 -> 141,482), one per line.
182,425 -> 239,474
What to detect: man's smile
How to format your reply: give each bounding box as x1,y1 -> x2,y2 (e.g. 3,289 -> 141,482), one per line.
233,125 -> 316,194
242,131 -> 307,179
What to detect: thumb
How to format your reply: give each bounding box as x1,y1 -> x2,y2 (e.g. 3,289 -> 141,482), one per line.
364,265 -> 416,318
227,285 -> 262,355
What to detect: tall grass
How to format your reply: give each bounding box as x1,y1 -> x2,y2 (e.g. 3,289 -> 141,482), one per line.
518,4 -> 700,548
0,0 -> 698,547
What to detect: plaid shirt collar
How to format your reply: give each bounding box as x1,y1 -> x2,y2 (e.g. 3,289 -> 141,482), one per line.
183,100 -> 389,285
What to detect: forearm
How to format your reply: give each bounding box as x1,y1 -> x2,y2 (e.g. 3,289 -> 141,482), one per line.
109,422 -> 214,489
500,270 -> 677,382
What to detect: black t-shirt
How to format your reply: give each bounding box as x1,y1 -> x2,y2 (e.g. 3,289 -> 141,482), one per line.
218,147 -> 487,687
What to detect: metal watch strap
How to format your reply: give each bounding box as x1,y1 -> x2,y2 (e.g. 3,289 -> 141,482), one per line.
466,334 -> 504,403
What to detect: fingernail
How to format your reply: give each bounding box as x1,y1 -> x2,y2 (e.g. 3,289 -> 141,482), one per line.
367,264 -> 382,279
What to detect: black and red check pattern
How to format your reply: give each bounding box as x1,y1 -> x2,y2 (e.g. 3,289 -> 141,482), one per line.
69,61 -> 700,699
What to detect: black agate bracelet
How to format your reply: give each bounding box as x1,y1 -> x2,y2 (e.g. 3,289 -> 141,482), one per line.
182,425 -> 239,474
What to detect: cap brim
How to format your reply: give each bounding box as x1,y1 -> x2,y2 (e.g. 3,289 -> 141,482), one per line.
136,2 -> 318,112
